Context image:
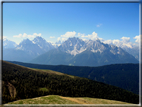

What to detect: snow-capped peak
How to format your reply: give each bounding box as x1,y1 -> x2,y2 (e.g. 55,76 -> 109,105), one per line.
32,36 -> 55,51
3,39 -> 17,49
19,38 -> 33,45
58,37 -> 127,56
58,37 -> 86,55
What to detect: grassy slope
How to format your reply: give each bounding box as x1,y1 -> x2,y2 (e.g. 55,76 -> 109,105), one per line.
30,68 -> 75,78
6,95 -> 131,104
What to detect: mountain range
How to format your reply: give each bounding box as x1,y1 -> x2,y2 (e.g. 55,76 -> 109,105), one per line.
3,38 -> 17,49
30,37 -> 138,66
3,36 -> 54,62
3,36 -> 139,66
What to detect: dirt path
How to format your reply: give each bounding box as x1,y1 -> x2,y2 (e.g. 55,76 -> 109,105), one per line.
60,96 -> 88,104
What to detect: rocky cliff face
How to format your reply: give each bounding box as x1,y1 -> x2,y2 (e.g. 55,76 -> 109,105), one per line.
3,81 -> 16,98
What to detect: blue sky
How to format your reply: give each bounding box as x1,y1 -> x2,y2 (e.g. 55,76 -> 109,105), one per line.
3,2 -> 139,45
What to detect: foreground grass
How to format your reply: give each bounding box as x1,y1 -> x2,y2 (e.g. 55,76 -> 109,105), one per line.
5,95 -> 132,104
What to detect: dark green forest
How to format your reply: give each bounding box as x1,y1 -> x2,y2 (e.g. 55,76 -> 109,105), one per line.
2,61 -> 139,104
9,61 -> 139,94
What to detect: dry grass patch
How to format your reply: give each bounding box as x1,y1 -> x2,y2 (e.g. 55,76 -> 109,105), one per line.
6,95 -> 133,104
6,95 -> 77,104
60,96 -> 132,104
30,68 -> 64,75
31,68 -> 75,78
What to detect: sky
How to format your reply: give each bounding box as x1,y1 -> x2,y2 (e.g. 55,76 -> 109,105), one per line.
3,2 -> 139,47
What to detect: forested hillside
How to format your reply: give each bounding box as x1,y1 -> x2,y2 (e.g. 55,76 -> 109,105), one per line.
9,61 -> 139,94
2,61 -> 139,104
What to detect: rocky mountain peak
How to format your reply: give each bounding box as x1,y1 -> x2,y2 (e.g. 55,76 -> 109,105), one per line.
33,36 -> 46,43
58,37 -> 86,55
3,39 -> 17,49
19,38 -> 32,45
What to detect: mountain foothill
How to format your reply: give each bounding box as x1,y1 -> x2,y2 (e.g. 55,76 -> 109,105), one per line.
2,61 -> 139,104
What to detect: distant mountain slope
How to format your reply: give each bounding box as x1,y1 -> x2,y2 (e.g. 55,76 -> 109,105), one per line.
69,48 -> 138,66
9,61 -> 139,94
3,37 -> 55,62
122,46 -> 139,61
3,38 -> 17,49
2,61 -> 139,104
16,38 -> 44,58
106,40 -> 139,61
32,36 -> 54,52
30,49 -> 73,65
30,37 -> 138,66
3,49 -> 34,62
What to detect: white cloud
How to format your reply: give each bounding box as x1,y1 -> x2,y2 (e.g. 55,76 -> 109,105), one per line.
121,37 -> 130,43
111,39 -> 123,47
61,38 -> 67,41
57,31 -> 102,42
61,31 -> 76,38
50,36 -> 55,38
13,34 -> 22,38
13,33 -> 41,38
81,35 -> 88,38
103,39 -> 132,48
57,37 -> 61,41
103,39 -> 113,44
122,42 -> 133,48
112,39 -> 121,44
77,33 -> 85,37
23,33 -> 27,37
98,38 -> 103,41
96,24 -> 102,27
28,35 -> 35,38
81,32 -> 98,40
133,35 -> 140,43
82,38 -> 87,41
3,36 -> 7,39
120,37 -> 133,48
58,31 -> 76,42
33,33 -> 41,36
102,36 -> 138,49
58,37 -> 66,42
